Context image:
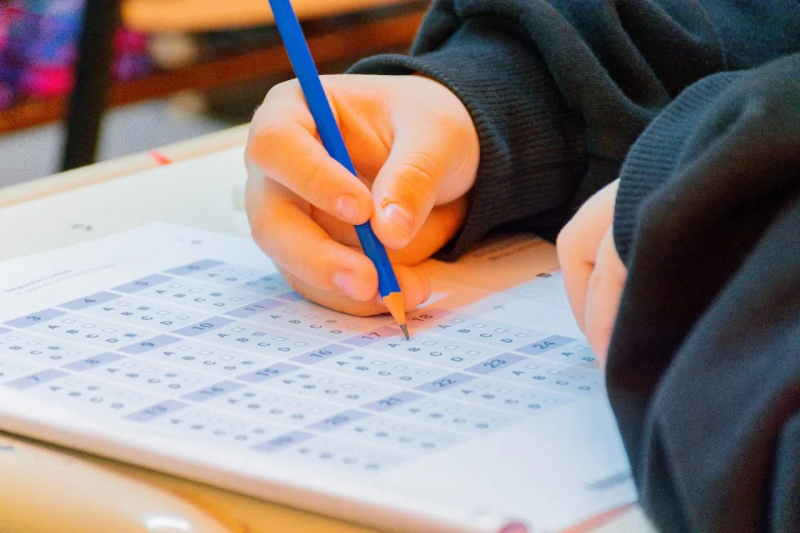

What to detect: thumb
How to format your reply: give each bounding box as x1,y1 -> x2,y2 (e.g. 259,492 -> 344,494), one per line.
370,116 -> 477,250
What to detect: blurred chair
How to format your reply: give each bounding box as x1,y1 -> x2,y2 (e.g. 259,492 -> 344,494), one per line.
61,0 -> 120,171
62,0 -> 425,171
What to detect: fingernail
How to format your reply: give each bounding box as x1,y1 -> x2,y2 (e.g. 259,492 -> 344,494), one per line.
382,202 -> 414,237
334,270 -> 358,298
336,194 -> 360,222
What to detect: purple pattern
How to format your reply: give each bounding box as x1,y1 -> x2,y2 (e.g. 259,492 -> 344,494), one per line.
63,352 -> 124,371
125,400 -> 188,422
5,369 -> 67,389
4,308 -> 66,328
165,259 -> 224,276
362,391 -> 424,412
252,431 -> 314,453
517,335 -> 575,355
182,381 -> 243,402
308,410 -> 370,432
238,362 -> 300,383
172,316 -> 234,337
466,353 -> 527,375
112,274 -> 171,294
344,326 -> 399,347
225,299 -> 284,319
415,373 -> 475,394
276,291 -> 305,302
290,344 -> 352,365
119,334 -> 179,354
0,2 -> 152,109
59,291 -> 119,310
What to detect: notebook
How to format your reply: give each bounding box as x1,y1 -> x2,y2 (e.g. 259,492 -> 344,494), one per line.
0,222 -> 636,532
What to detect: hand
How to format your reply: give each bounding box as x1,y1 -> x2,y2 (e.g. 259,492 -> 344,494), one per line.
556,179 -> 627,364
245,74 -> 480,315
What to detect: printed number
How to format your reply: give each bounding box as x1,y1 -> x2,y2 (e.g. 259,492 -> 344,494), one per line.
380,397 -> 403,407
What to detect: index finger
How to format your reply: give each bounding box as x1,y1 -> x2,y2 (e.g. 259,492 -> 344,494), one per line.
247,81 -> 373,225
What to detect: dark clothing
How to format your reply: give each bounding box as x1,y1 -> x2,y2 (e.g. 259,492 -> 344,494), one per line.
349,1 -> 800,531
610,56 -> 800,532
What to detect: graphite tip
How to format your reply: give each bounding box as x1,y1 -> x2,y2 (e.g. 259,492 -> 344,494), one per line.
399,323 -> 409,340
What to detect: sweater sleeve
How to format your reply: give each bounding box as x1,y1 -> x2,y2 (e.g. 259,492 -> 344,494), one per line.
606,54 -> 800,532
348,0 -> 800,257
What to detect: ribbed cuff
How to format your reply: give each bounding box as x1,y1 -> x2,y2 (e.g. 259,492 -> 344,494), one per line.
349,21 -> 585,258
613,73 -> 742,264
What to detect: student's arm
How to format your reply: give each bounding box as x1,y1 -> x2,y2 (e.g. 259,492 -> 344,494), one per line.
245,0 -> 800,314
606,54 -> 800,532
349,0 -> 800,256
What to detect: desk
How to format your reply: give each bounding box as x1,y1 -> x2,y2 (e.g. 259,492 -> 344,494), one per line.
0,127 -> 655,533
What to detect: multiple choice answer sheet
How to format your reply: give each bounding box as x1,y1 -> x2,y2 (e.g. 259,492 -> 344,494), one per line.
0,223 -> 636,533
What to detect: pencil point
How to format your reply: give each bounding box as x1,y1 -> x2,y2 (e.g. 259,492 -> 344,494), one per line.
381,291 -> 408,339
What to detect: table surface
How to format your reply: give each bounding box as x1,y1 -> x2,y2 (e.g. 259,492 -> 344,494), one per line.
0,125 -> 655,533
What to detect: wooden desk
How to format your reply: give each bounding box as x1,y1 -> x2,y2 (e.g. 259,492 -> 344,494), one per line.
123,0 -> 415,31
0,128 -> 655,533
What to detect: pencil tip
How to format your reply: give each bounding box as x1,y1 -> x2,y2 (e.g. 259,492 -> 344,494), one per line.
382,292 -> 408,339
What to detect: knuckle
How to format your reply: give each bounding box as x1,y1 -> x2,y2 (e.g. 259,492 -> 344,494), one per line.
248,124 -> 286,169
294,159 -> 336,207
250,81 -> 305,166
402,151 -> 438,184
397,151 -> 439,206
265,79 -> 301,102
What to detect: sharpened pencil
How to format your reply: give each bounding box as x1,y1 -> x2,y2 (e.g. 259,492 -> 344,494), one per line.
267,0 -> 409,339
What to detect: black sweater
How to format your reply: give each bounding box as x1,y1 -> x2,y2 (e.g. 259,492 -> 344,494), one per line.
349,1 -> 800,531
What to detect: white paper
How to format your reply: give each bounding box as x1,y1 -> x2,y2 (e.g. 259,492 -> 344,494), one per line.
0,223 -> 636,533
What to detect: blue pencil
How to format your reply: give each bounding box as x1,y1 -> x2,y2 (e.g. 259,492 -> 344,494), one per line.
267,0 -> 409,339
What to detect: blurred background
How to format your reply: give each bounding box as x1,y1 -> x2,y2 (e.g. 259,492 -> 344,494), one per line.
0,0 -> 428,187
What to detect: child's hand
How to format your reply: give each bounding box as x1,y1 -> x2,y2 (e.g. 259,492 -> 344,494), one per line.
557,179 -> 627,364
245,74 -> 480,316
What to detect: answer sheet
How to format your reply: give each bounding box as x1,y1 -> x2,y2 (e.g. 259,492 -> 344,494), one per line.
0,223 -> 636,533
